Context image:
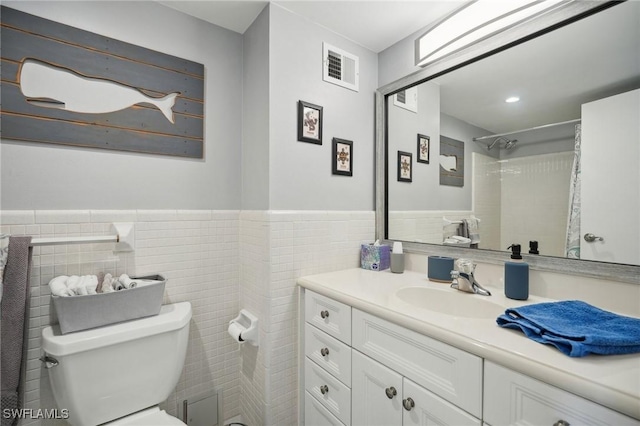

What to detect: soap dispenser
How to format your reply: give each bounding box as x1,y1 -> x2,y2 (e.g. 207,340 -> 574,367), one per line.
505,244 -> 529,300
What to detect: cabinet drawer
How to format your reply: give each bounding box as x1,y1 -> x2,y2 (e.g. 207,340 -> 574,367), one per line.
352,309 -> 482,418
305,290 -> 352,345
305,358 -> 352,426
484,361 -> 640,426
305,323 -> 352,386
305,391 -> 346,426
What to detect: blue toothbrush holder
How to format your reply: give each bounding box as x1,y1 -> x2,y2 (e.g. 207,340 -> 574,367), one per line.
427,256 -> 455,283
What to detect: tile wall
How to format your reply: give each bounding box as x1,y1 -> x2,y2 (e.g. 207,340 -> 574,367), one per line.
1,209 -> 374,426
239,211 -> 375,426
0,210 -> 240,425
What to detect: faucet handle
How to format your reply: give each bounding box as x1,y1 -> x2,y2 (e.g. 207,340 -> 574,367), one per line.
450,270 -> 460,279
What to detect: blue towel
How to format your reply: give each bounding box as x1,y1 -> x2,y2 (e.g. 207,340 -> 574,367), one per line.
496,300 -> 640,357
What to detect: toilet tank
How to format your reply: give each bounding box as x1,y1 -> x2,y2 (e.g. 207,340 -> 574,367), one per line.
42,302 -> 191,426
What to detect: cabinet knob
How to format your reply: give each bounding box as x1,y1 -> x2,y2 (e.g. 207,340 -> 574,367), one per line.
553,421 -> 570,426
320,310 -> 330,319
320,347 -> 330,357
385,387 -> 397,399
320,385 -> 329,395
402,397 -> 415,411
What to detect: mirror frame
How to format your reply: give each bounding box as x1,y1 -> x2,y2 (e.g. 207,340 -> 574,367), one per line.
375,1 -> 639,284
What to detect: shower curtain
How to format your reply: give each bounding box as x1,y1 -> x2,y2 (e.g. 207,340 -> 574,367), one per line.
565,124 -> 581,258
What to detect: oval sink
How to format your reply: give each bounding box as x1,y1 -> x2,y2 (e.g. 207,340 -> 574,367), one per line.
394,287 -> 504,319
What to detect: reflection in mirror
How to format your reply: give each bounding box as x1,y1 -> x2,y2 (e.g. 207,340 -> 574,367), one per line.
386,1 -> 640,267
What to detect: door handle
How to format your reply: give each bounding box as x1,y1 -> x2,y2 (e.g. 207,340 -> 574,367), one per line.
584,233 -> 604,242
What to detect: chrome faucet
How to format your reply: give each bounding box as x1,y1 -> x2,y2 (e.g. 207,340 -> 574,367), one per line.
450,264 -> 492,296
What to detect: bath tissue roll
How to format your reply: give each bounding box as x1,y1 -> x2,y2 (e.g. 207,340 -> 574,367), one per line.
228,322 -> 244,342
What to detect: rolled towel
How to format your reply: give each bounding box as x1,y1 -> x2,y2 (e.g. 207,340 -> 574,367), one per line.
66,275 -> 81,295
96,272 -> 105,293
101,273 -> 115,293
85,275 -> 98,295
118,274 -> 137,289
48,275 -> 73,297
75,276 -> 88,296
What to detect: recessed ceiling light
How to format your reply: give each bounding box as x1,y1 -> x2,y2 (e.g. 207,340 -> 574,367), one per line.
505,96 -> 520,103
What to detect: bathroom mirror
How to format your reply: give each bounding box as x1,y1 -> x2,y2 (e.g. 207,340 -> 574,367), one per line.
376,1 -> 640,283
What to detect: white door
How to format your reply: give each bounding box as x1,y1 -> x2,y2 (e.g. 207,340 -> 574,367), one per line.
352,350 -> 402,426
580,89 -> 640,264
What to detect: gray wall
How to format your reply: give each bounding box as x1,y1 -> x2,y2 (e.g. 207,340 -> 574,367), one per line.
1,1 -> 243,210
268,4 -> 378,211
242,7 -> 270,210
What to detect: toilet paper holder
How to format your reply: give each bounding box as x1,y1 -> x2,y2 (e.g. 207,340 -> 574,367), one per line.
229,309 -> 259,346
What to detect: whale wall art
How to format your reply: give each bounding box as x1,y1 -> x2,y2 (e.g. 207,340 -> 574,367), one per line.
1,6 -> 205,158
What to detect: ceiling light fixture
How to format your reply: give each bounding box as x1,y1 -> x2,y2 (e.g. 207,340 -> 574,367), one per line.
505,96 -> 520,103
415,0 -> 565,67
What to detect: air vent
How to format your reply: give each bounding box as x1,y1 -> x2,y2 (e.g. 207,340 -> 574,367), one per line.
393,86 -> 418,113
323,43 -> 359,92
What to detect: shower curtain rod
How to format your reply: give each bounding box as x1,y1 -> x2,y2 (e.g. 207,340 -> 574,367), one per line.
472,118 -> 581,142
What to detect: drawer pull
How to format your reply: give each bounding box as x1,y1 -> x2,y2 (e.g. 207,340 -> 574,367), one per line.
553,421 -> 570,426
320,310 -> 330,319
320,385 -> 329,395
385,387 -> 397,399
402,397 -> 415,411
320,347 -> 330,357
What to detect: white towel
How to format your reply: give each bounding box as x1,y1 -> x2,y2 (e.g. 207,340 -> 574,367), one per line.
101,273 -> 115,293
118,274 -> 137,289
48,275 -> 73,297
66,275 -> 81,295
84,275 -> 98,294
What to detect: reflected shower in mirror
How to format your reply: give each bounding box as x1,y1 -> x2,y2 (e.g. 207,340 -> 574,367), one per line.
386,1 -> 640,266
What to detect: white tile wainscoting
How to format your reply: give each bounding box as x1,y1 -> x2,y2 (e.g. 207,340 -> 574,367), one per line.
0,209 -> 374,426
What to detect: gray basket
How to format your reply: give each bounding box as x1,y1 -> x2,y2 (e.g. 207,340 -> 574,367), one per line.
51,274 -> 166,334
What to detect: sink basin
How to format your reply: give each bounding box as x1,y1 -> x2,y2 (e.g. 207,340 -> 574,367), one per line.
394,287 -> 504,319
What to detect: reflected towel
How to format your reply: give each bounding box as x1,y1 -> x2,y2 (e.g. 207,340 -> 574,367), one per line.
466,218 -> 480,246
497,300 -> 640,357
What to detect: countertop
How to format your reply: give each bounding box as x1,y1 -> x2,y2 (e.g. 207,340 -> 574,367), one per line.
297,268 -> 640,420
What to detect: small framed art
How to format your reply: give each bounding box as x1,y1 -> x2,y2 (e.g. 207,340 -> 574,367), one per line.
297,100 -> 323,144
397,151 -> 412,182
332,138 -> 353,176
417,134 -> 430,164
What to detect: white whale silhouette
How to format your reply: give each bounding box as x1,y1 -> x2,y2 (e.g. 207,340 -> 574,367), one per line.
19,58 -> 179,123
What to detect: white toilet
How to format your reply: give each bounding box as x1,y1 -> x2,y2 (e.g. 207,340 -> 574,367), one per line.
41,302 -> 192,426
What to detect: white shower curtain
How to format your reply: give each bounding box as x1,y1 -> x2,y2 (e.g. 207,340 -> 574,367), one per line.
565,123 -> 581,258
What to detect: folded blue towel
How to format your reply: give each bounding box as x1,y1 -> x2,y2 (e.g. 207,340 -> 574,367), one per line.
496,300 -> 640,357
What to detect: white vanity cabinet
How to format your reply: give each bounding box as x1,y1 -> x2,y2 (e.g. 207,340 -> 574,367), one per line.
484,361 -> 640,426
301,288 -> 639,426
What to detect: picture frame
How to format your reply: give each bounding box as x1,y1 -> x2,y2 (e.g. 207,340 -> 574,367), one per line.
332,138 -> 353,176
297,100 -> 323,144
397,151 -> 412,182
417,134 -> 430,164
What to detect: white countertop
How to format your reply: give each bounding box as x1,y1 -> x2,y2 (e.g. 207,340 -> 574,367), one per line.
297,268 -> 640,420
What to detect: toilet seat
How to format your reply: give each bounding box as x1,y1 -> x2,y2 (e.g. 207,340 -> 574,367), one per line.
105,407 -> 186,426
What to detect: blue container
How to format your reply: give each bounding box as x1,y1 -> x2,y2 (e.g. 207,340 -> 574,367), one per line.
505,261 -> 529,300
427,256 -> 455,282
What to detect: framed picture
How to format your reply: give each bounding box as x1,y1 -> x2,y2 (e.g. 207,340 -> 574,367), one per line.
297,100 -> 323,144
332,138 -> 353,176
440,135 -> 464,187
417,134 -> 430,164
397,151 -> 412,182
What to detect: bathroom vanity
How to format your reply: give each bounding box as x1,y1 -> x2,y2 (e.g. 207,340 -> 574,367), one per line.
298,269 -> 640,425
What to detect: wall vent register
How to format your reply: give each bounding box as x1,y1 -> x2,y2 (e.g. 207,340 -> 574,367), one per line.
323,42 -> 359,92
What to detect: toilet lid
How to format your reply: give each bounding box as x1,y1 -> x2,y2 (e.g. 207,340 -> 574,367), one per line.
106,407 -> 186,426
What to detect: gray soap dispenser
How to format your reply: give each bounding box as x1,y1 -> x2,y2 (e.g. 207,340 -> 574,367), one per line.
505,244 -> 529,300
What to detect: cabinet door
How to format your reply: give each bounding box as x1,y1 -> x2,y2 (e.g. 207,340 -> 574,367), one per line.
403,378 -> 481,426
352,350 -> 403,426
484,361 -> 640,426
